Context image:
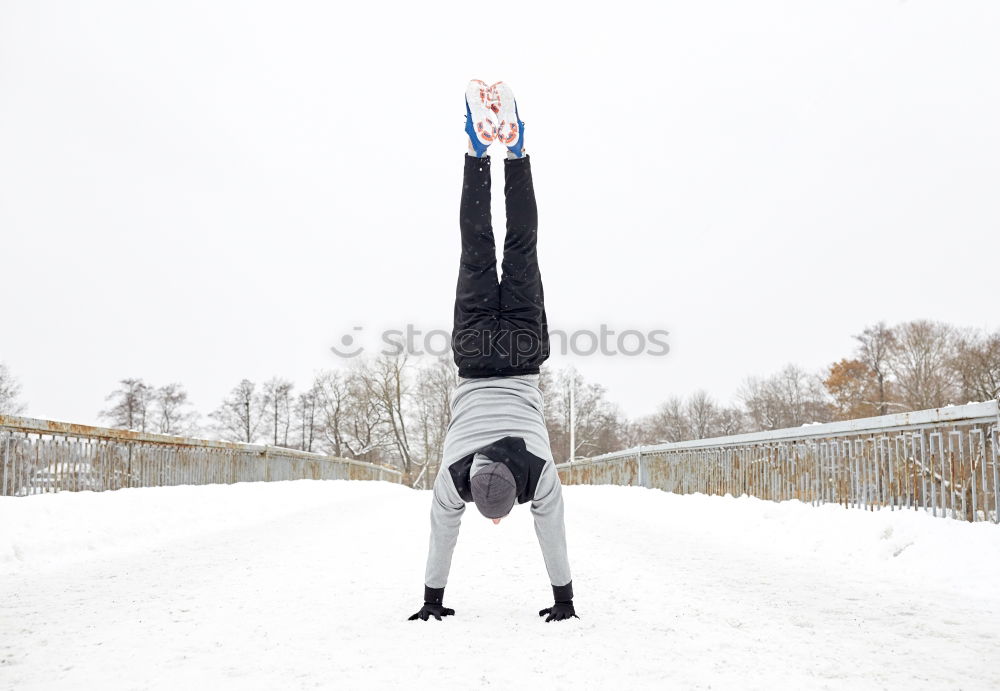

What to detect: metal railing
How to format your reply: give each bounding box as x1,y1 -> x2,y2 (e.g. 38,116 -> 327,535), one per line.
0,414 -> 401,497
556,401 -> 1000,523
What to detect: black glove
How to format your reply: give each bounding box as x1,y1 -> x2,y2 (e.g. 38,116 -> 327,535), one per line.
408,586 -> 455,621
539,581 -> 579,622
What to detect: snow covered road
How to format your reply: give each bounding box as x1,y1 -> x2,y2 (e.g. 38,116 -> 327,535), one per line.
2,481 -> 999,690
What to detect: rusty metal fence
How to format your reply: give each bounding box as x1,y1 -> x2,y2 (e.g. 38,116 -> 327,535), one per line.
557,401 -> 1000,523
0,414 -> 401,497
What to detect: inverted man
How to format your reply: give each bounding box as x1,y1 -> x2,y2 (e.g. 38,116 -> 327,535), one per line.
408,81 -> 577,624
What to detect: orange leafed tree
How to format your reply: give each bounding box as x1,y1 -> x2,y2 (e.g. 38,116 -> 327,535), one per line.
824,359 -> 882,420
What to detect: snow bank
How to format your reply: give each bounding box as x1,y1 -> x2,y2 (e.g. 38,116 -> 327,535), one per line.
0,480 -> 410,575
3,481 -> 997,591
578,486 -> 1000,597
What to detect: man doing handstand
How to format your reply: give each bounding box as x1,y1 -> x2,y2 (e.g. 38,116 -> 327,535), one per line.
408,81 -> 577,624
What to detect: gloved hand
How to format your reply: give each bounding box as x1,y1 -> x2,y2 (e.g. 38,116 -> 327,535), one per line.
408,586 -> 455,621
539,581 -> 579,622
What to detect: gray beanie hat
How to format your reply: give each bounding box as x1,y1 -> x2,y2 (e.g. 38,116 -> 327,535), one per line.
470,462 -> 517,519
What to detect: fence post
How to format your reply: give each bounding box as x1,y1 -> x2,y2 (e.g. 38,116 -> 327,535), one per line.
2,433 -> 8,497
994,401 -> 1000,524
637,445 -> 645,488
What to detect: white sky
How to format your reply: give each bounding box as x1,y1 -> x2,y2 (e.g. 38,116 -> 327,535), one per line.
1,1 -> 998,425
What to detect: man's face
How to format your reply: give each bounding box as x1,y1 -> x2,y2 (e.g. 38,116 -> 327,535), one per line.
490,514 -> 509,525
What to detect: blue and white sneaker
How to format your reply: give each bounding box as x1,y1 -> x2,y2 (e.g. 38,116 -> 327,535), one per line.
465,79 -> 498,157
493,82 -> 525,158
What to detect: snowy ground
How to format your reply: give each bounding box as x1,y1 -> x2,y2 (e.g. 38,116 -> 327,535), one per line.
1,481 -> 999,691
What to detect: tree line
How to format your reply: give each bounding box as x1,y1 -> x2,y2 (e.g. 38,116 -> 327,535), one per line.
1,319 -> 997,487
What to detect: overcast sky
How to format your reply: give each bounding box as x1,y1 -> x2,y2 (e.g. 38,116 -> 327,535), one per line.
1,0 -> 998,426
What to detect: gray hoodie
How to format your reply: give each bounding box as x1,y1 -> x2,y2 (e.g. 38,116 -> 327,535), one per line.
423,374 -> 571,589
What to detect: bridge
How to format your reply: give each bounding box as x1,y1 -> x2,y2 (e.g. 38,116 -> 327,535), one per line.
1,403 -> 998,689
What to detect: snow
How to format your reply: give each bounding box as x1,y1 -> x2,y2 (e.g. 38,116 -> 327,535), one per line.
1,481 -> 999,690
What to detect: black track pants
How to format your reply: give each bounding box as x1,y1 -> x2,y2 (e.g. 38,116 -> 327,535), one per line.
452,154 -> 549,377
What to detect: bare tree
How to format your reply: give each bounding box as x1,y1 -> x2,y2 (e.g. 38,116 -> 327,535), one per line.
153,383 -> 198,436
714,406 -> 747,436
362,353 -> 417,484
541,367 -> 625,460
261,377 -> 294,447
211,379 -> 265,443
315,370 -> 350,457
952,328 -> 1000,402
316,366 -> 389,461
293,379 -> 321,452
642,395 -> 691,444
638,393 -> 744,444
616,417 -> 648,448
344,366 -> 390,461
0,362 -> 26,415
410,357 -> 457,488
854,322 -> 897,415
740,364 -> 831,431
739,376 -> 783,431
686,390 -> 720,440
100,378 -> 153,431
888,320 -> 958,410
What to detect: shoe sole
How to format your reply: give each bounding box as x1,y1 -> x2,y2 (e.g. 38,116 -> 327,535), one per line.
492,82 -> 520,147
466,80 -> 497,146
